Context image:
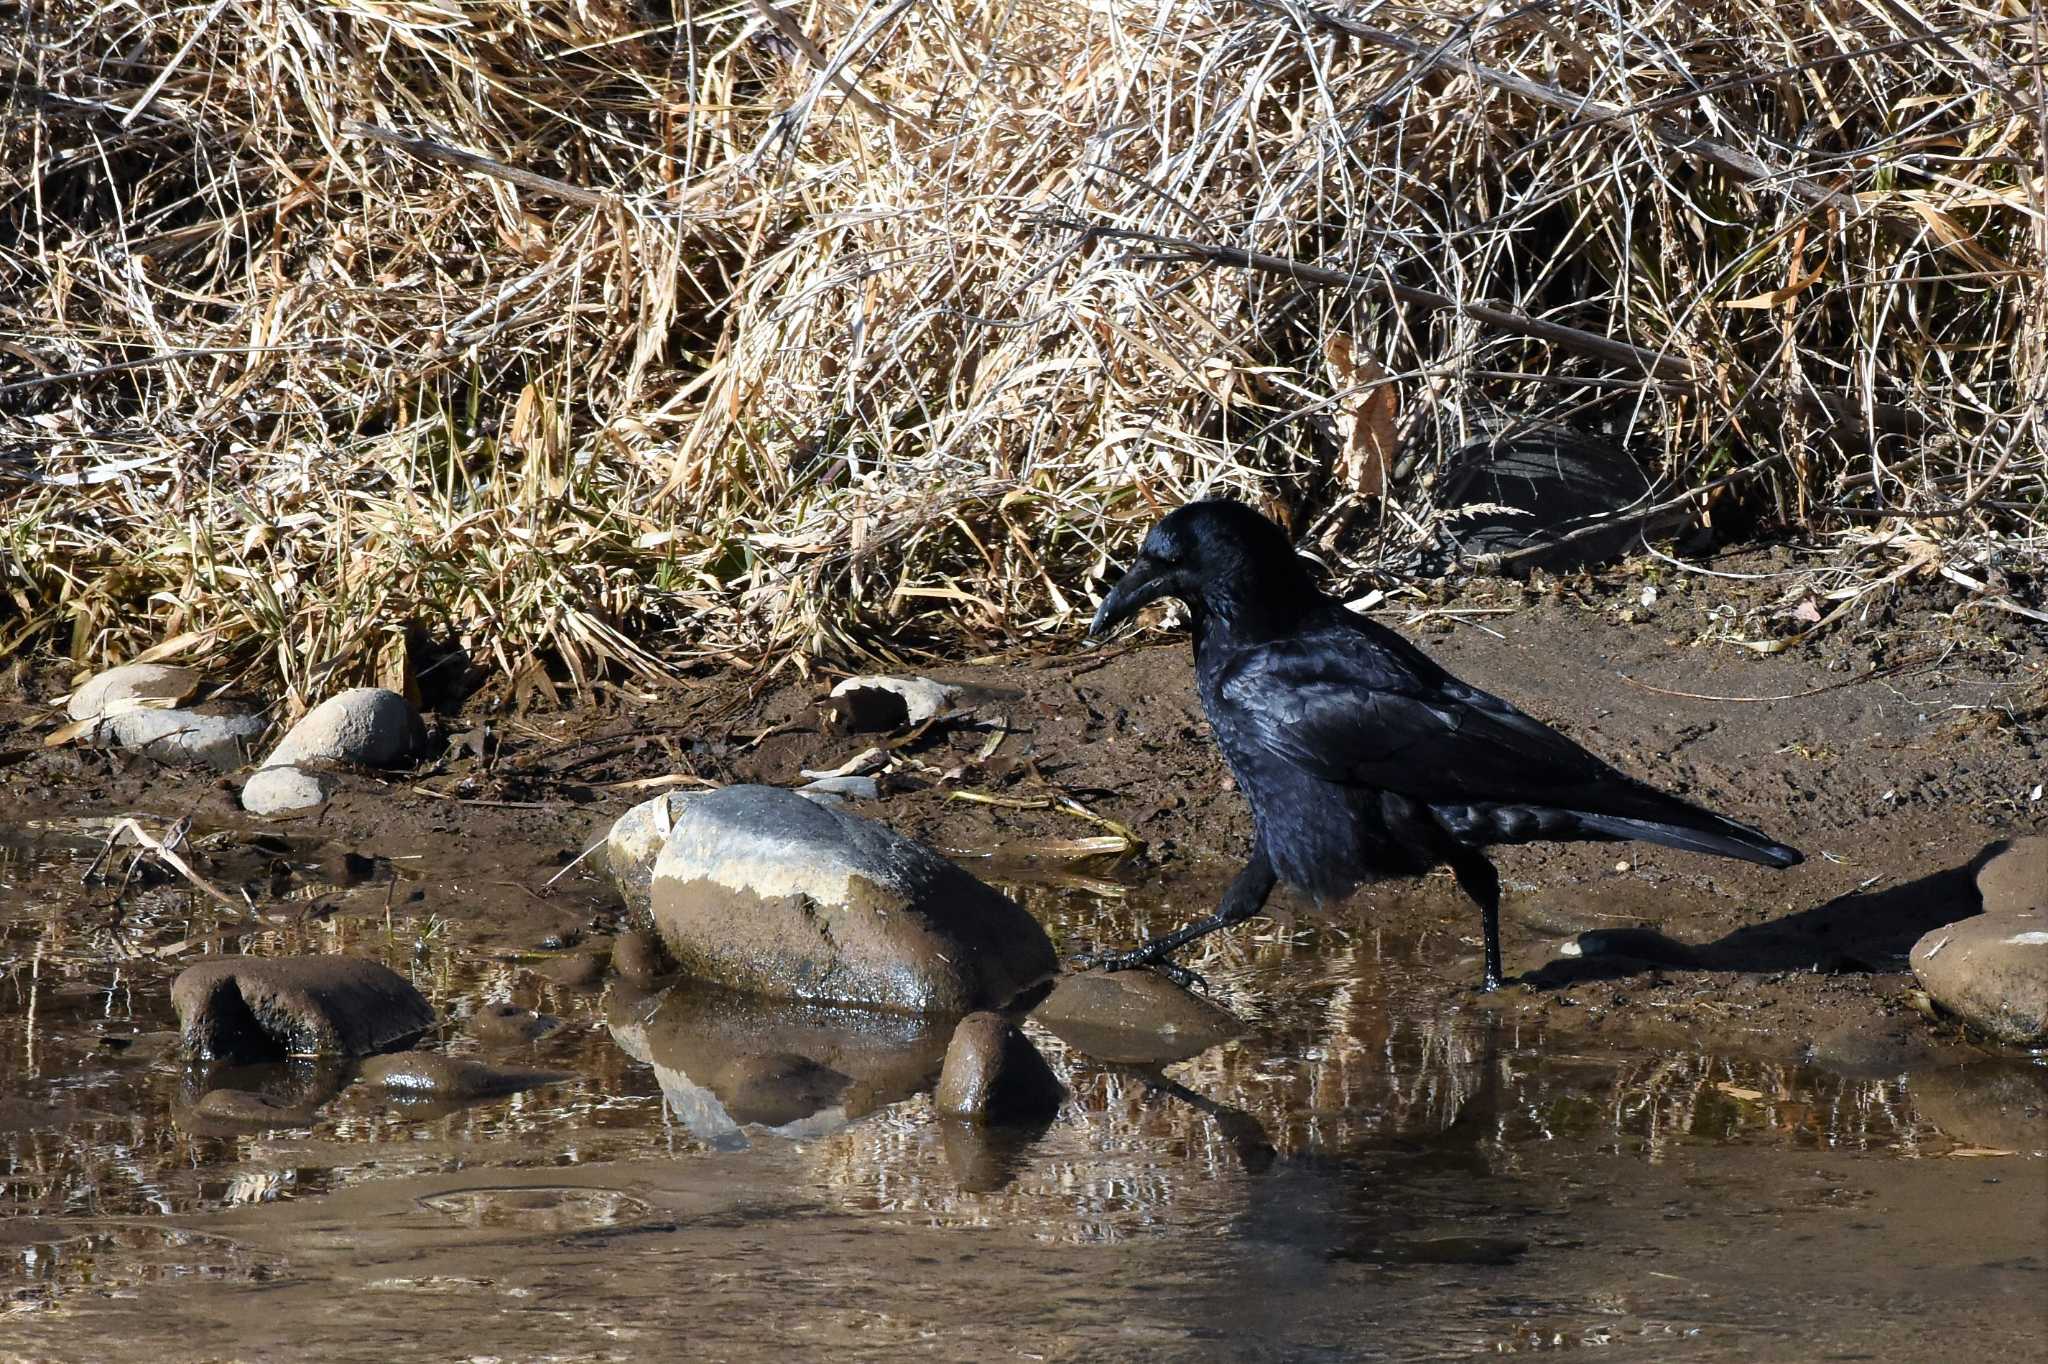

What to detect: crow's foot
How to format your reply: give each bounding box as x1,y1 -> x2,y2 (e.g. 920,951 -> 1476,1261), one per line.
1071,949 -> 1212,995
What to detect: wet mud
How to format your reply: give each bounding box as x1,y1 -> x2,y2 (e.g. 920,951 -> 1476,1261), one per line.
2,580 -> 2044,1360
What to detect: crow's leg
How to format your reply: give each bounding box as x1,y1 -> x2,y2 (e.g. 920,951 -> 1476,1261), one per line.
1446,848 -> 1505,991
1079,841 -> 1276,988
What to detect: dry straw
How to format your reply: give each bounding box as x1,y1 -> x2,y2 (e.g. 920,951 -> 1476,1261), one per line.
3,0 -> 2042,697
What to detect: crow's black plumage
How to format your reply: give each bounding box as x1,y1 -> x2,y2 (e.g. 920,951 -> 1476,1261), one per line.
1085,500 -> 1802,990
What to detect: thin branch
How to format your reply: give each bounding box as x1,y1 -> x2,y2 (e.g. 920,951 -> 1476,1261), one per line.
1049,220 -> 1926,434
345,120 -> 614,207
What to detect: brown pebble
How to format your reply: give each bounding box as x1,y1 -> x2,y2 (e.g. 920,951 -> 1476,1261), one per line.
933,1012 -> 1063,1124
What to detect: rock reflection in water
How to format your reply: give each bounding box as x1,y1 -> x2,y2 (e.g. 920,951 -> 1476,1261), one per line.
604,982 -> 951,1149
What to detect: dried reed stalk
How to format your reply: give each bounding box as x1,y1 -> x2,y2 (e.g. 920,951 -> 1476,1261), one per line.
2,0 -> 2041,689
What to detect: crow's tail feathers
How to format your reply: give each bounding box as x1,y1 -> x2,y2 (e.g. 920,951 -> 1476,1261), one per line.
1576,810 -> 1803,868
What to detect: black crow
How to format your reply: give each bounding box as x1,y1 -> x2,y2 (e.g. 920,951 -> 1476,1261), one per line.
1084,500 -> 1802,991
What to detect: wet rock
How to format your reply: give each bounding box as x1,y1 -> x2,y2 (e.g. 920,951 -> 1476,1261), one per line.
611,927 -> 676,989
192,1088 -> 325,1127
648,785 -> 1056,1014
1910,908 -> 2048,1045
172,956 -> 435,1062
357,1051 -> 569,1101
606,791 -> 709,918
1977,837 -> 2048,916
824,675 -> 960,733
240,764 -> 334,816
260,686 -> 424,771
606,786 -> 853,919
606,984 -> 947,1148
1032,970 -> 1242,1065
467,1003 -> 559,1045
1558,927 -> 1700,968
66,664 -> 202,721
933,1013 -> 1064,1124
1910,1063 -> 2048,1155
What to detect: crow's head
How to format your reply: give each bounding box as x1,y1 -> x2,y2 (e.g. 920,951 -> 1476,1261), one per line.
1090,500 -> 1314,638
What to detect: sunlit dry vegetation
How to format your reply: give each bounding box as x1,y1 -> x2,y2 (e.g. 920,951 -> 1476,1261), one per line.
3,0 -> 2042,696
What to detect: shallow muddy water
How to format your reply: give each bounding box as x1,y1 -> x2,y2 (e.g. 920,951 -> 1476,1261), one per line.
2,814 -> 2043,1362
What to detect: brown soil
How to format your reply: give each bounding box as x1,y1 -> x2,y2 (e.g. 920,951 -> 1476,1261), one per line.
4,547 -> 2044,1053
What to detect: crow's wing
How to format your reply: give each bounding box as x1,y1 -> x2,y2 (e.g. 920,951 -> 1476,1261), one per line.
1212,617 -> 1624,809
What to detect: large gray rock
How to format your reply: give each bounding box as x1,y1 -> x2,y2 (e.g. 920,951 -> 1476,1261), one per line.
242,687 -> 423,813
1911,908 -> 2048,1045
66,664 -> 202,721
105,706 -> 267,768
1977,837 -> 2048,916
647,785 -> 1056,1013
172,956 -> 435,1061
933,1012 -> 1064,1124
1033,969 -> 1242,1065
65,664 -> 265,769
607,786 -> 851,919
259,687 -> 423,771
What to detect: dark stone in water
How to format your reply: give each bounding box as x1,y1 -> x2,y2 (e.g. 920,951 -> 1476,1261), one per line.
467,1002 -> 559,1045
933,1012 -> 1064,1125
357,1051 -> 570,1101
172,956 -> 435,1062
1033,969 -> 1242,1065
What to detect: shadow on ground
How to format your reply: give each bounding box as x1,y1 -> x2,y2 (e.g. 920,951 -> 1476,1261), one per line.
1522,840 -> 2003,987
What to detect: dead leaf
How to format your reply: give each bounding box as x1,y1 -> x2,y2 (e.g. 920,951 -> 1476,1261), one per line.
1323,333 -> 1399,498
1723,236 -> 1832,310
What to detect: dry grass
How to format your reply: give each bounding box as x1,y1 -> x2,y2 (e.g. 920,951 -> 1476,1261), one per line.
3,0 -> 2043,697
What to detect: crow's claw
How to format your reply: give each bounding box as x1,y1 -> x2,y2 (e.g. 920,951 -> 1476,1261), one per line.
1071,948 -> 1211,995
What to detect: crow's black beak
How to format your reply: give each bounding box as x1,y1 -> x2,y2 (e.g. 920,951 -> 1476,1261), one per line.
1089,558 -> 1174,638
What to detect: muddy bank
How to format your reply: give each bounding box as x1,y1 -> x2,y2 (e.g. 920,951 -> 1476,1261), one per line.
6,561 -> 2039,1047
1,556 -> 2044,1359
